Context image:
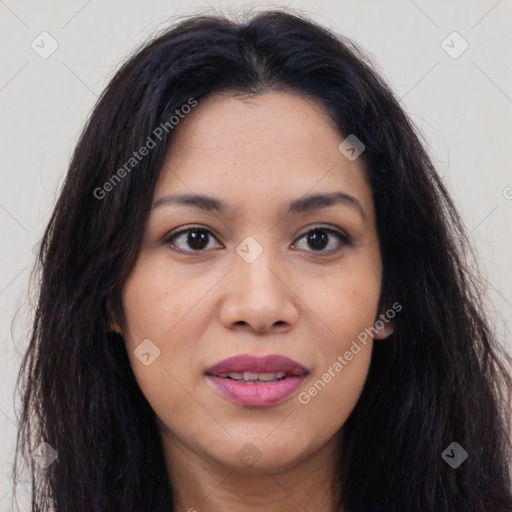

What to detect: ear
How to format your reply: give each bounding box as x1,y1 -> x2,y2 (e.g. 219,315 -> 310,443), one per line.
374,321 -> 394,340
109,317 -> 123,335
107,301 -> 123,335
373,311 -> 395,340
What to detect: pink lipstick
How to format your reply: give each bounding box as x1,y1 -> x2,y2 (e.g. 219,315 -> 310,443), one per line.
205,354 -> 308,407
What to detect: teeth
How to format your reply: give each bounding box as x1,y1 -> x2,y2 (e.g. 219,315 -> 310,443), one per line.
217,371 -> 287,381
257,372 -> 285,381
218,372 -> 244,380
243,371 -> 259,381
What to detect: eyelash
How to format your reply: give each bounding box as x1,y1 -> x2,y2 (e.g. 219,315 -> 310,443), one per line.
163,225 -> 353,256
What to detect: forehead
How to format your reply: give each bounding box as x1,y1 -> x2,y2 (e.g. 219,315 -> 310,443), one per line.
154,92 -> 373,218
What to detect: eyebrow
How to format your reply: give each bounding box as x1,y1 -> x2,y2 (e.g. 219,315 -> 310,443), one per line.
152,191 -> 367,220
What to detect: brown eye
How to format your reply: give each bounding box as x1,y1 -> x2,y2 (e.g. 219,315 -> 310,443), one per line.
292,227 -> 352,255
307,230 -> 329,250
186,229 -> 209,250
164,227 -> 222,253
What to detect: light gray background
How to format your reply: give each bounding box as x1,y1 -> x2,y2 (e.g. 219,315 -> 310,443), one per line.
1,0 -> 511,508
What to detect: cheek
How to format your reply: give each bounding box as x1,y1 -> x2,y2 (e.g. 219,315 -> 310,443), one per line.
120,252 -> 204,341
295,282 -> 378,437
119,256 -> 202,413
296,254 -> 380,419
308,251 -> 382,345
297,344 -> 372,437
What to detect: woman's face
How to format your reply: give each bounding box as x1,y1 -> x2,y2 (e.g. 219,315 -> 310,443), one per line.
113,92 -> 392,477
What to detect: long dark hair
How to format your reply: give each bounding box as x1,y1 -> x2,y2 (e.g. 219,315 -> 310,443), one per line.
12,8 -> 512,512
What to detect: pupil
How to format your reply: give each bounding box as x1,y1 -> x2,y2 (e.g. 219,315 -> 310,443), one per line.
189,230 -> 208,249
308,230 -> 328,250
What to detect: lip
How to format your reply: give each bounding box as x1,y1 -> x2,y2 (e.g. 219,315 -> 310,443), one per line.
205,354 -> 308,407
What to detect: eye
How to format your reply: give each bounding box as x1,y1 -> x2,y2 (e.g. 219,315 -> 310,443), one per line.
164,225 -> 352,256
291,226 -> 352,255
164,226 -> 223,253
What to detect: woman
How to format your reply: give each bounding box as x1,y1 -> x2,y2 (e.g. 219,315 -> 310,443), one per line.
12,8 -> 512,512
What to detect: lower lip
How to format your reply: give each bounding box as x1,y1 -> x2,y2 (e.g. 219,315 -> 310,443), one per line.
206,375 -> 306,407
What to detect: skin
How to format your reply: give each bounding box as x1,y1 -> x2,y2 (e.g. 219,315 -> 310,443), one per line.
111,91 -> 394,512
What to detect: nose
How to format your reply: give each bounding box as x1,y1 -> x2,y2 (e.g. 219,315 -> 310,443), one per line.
218,247 -> 300,334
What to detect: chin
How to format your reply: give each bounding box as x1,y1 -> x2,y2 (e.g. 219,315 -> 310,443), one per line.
228,455 -> 301,475
213,440 -> 311,475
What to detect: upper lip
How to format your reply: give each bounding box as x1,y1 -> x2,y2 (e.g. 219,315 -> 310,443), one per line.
206,354 -> 308,376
